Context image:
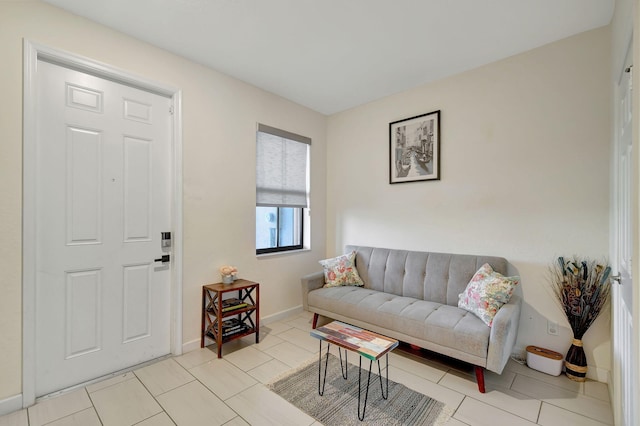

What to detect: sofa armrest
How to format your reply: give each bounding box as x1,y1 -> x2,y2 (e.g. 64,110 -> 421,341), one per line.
301,271 -> 325,311
486,294 -> 522,374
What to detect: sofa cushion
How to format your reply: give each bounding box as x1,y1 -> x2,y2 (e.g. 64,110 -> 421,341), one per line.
458,263 -> 519,326
318,251 -> 364,288
308,287 -> 491,359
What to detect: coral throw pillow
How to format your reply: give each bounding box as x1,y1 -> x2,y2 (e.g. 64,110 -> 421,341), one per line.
458,263 -> 519,326
319,251 -> 364,288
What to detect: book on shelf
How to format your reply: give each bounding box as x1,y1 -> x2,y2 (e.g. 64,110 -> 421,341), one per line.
222,325 -> 249,338
221,318 -> 242,329
217,318 -> 250,335
206,324 -> 249,339
221,298 -> 249,312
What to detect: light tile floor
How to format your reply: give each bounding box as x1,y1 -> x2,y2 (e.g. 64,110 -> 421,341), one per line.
0,311 -> 614,425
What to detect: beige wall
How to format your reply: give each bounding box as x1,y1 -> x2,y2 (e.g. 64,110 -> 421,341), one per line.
0,1 -> 327,401
0,0 -> 616,405
326,27 -> 612,379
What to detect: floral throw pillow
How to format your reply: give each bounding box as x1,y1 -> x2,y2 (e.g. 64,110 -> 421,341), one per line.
458,263 -> 519,327
319,251 -> 364,288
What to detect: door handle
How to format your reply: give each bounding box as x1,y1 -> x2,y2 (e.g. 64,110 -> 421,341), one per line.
154,254 -> 170,263
611,274 -> 621,283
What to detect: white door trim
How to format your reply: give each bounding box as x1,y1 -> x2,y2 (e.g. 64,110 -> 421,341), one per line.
22,39 -> 183,407
611,28 -> 640,426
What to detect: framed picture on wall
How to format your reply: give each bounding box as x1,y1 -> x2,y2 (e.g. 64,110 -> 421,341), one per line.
389,110 -> 440,184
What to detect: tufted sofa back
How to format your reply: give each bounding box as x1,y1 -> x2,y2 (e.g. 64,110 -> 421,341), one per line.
345,245 -> 508,307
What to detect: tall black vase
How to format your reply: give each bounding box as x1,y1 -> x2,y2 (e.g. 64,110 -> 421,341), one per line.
565,338 -> 587,382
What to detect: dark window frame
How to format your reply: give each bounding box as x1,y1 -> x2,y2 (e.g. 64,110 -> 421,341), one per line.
256,207 -> 304,255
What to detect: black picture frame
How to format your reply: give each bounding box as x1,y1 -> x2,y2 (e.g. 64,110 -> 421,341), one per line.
389,110 -> 440,184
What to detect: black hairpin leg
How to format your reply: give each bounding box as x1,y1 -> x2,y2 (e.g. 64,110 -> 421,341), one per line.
379,353 -> 389,400
338,347 -> 348,379
358,354 -> 389,421
318,340 -> 331,396
358,357 -> 374,421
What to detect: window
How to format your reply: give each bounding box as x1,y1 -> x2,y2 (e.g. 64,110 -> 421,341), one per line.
256,124 -> 310,254
255,206 -> 303,252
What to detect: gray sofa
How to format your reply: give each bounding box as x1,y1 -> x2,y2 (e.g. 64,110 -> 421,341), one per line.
301,245 -> 521,393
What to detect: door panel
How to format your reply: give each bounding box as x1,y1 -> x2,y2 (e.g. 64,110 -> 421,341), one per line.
67,126 -> 103,244
613,45 -> 635,426
66,83 -> 103,113
65,269 -> 102,358
35,60 -> 172,396
123,264 -> 152,343
123,136 -> 152,241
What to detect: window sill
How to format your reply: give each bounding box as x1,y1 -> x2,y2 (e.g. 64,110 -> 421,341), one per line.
256,248 -> 311,259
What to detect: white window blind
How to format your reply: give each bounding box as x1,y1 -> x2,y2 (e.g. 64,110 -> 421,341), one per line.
256,124 -> 310,208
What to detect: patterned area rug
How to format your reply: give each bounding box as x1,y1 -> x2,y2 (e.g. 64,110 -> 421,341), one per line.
268,354 -> 452,425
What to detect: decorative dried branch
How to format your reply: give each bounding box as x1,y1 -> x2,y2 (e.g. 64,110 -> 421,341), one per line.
549,257 -> 611,339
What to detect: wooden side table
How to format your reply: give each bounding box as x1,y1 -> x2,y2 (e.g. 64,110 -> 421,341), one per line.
200,279 -> 260,358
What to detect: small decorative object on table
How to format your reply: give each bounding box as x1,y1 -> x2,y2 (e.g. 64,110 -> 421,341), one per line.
219,265 -> 237,284
550,256 -> 611,381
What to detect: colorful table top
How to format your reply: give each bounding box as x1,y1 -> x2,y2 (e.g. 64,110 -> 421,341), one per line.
310,321 -> 399,360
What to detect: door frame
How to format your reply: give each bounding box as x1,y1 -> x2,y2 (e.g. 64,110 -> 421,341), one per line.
611,33 -> 632,425
612,29 -> 640,425
22,40 -> 183,407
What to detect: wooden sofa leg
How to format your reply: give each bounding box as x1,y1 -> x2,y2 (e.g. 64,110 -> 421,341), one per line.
312,313 -> 319,329
475,366 -> 486,393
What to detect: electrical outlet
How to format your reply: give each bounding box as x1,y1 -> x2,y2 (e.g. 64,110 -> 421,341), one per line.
547,320 -> 558,336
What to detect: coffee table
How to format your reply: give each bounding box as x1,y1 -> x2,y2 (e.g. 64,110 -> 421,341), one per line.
310,321 -> 399,421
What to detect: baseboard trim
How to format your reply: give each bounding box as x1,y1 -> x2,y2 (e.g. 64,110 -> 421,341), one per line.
262,305 -> 303,324
587,365 -> 609,383
181,305 -> 304,354
0,394 -> 23,416
182,338 -> 203,354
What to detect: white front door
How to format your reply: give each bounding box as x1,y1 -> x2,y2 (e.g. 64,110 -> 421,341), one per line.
613,45 -> 636,426
34,60 -> 172,396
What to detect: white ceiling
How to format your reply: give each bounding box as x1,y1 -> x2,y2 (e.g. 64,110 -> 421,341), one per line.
42,0 -> 614,115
